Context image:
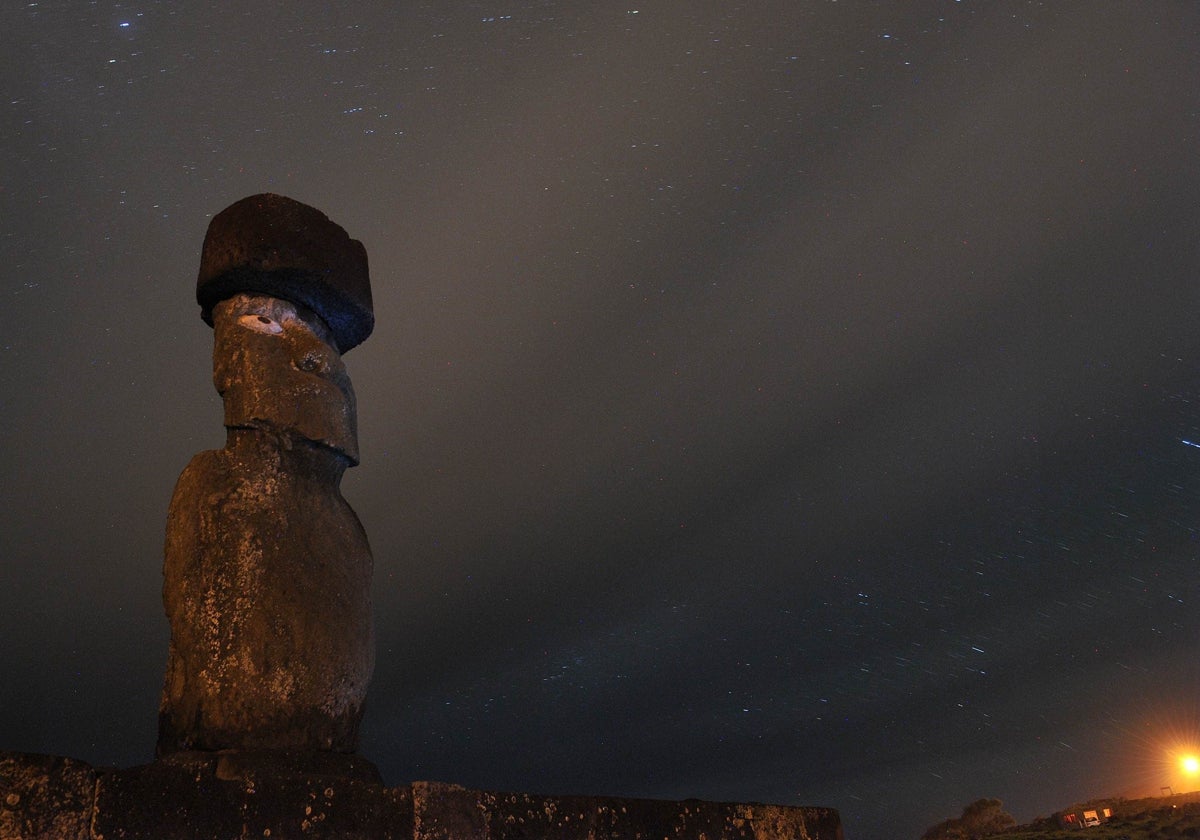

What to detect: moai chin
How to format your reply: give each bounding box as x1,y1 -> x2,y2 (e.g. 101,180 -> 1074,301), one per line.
158,194 -> 375,756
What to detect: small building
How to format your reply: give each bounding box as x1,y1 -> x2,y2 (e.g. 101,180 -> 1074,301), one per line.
1058,805 -> 1113,828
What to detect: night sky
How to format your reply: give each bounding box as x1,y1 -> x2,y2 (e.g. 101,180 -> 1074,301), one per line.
2,2 -> 1199,837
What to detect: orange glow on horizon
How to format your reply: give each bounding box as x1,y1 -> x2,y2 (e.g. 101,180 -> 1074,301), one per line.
1094,699 -> 1200,800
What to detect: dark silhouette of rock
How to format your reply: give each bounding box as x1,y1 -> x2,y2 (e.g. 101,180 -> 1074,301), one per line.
158,197 -> 375,756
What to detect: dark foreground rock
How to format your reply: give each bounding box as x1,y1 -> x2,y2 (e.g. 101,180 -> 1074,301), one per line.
0,750 -> 842,839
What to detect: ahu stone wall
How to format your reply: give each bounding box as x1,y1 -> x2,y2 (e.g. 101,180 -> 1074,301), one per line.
0,750 -> 842,840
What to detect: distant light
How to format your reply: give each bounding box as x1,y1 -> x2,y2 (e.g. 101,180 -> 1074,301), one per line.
1182,755 -> 1200,776
119,22 -> 130,27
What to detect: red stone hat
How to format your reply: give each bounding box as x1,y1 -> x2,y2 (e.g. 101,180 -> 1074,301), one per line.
197,194 -> 373,352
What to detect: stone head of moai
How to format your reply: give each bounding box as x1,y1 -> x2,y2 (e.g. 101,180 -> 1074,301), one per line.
158,194 -> 375,757
210,292 -> 360,463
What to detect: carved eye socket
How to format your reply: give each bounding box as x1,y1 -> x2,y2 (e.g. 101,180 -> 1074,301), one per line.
237,313 -> 284,334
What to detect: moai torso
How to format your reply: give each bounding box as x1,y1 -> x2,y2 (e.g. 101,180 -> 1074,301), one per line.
158,195 -> 376,756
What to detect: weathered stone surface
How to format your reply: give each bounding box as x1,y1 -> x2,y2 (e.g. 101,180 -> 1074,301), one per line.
158,292 -> 373,756
0,752 -> 841,839
92,753 -> 410,840
93,754 -> 246,839
158,431 -> 374,753
197,193 -> 373,353
0,752 -> 94,840
410,781 -> 844,840
237,767 -> 410,840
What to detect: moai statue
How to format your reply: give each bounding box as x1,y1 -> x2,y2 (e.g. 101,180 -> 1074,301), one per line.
158,194 -> 375,756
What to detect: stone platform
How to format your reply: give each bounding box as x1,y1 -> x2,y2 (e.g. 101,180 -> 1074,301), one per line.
0,750 -> 841,839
